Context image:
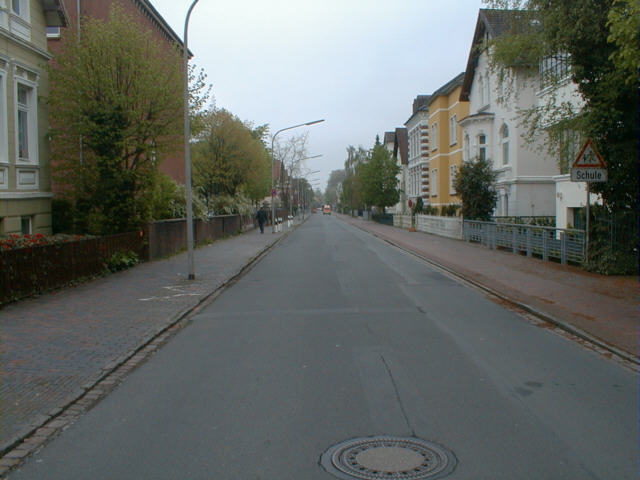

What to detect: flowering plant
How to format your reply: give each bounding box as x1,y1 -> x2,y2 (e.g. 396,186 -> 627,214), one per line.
0,233 -> 91,251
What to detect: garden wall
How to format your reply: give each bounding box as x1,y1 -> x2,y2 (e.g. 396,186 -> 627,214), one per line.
0,215 -> 254,306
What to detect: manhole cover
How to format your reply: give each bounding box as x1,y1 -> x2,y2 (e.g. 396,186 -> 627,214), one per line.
320,436 -> 456,480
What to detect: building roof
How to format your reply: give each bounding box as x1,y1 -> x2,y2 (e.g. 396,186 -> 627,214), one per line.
394,127 -> 408,166
460,8 -> 530,101
136,0 -> 190,53
427,72 -> 465,107
405,95 -> 431,125
383,131 -> 395,145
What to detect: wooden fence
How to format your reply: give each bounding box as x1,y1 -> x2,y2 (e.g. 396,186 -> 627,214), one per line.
0,215 -> 254,306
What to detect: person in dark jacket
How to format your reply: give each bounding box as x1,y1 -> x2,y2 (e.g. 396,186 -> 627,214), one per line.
256,206 -> 268,234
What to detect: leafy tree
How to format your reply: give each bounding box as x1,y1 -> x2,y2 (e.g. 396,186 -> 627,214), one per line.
340,146 -> 368,213
358,143 -> 400,212
454,157 -> 498,221
48,5 -> 183,234
324,169 -> 345,206
193,109 -> 270,213
188,64 -> 214,137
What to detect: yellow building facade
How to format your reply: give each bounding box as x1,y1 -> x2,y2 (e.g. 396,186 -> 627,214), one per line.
427,73 -> 469,212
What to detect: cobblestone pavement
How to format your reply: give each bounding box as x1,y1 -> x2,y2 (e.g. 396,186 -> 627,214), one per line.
339,215 -> 638,361
0,227 -> 286,453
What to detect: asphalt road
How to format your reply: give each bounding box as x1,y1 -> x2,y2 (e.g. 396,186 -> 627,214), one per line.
9,215 -> 637,479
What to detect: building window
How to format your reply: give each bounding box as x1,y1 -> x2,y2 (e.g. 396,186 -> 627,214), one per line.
540,53 -> 571,89
463,134 -> 470,162
500,124 -> 509,165
449,115 -> 457,146
0,69 -> 6,164
11,0 -> 30,20
478,76 -> 485,106
46,26 -> 61,38
478,134 -> 487,162
450,165 -> 458,195
15,82 -> 37,163
431,123 -> 438,150
558,129 -> 580,174
21,216 -> 32,234
431,168 -> 438,196
17,85 -> 29,159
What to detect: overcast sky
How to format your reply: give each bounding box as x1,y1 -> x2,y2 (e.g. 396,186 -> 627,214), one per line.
152,0 -> 486,190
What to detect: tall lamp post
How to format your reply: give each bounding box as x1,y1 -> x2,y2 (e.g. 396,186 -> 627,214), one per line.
184,0 -> 200,280
299,169 -> 320,219
271,119 -> 324,233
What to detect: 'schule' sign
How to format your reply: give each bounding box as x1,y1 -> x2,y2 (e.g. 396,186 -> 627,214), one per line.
570,139 -> 607,182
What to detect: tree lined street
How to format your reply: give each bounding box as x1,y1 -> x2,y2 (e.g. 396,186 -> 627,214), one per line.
6,215 -> 636,479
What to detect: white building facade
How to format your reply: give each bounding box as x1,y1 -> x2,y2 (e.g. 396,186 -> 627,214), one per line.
460,9 -> 559,219
404,95 -> 430,206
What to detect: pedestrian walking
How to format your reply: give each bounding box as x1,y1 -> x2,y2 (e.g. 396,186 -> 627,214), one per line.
256,206 -> 268,234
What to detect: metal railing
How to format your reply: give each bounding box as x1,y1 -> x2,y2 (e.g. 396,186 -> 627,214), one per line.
463,220 -> 585,264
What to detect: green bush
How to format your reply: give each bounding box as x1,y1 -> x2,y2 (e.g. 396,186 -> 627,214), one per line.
584,206 -> 638,275
106,250 -> 139,272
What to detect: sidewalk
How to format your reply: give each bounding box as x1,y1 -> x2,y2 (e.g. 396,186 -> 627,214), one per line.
0,226 -> 286,455
339,214 -> 638,362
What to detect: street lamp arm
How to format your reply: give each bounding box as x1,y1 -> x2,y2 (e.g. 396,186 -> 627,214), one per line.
273,119 -> 324,139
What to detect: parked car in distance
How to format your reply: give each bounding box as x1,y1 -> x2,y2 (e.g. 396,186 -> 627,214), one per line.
323,205 -> 332,215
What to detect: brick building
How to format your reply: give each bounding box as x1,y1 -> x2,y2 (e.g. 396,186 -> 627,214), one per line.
47,0 -> 187,184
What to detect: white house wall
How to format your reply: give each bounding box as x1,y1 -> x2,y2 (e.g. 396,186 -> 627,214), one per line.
554,174 -> 601,229
462,50 -> 559,217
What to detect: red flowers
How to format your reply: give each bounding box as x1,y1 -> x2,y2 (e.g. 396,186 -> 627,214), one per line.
0,233 -> 92,251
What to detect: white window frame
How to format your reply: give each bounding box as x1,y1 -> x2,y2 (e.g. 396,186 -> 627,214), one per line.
11,0 -> 30,20
450,165 -> 458,195
449,115 -> 457,146
0,61 -> 8,169
500,124 -> 509,165
478,133 -> 487,162
463,133 -> 470,162
46,26 -> 61,38
431,123 -> 438,151
431,168 -> 438,197
540,53 -> 571,90
14,74 -> 38,165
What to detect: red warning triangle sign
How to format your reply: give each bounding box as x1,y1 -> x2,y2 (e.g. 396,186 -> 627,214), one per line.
572,139 -> 606,168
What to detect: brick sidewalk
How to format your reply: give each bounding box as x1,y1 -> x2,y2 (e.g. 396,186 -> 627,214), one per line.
339,214 -> 638,360
0,227 -> 286,453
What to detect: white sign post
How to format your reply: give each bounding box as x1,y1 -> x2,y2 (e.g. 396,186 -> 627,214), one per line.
570,139 -> 607,260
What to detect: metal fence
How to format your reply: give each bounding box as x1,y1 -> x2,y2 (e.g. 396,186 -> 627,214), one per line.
463,220 -> 585,264
372,213 -> 394,225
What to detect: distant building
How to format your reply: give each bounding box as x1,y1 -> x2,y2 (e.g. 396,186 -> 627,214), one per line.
390,128 -> 408,214
427,72 -> 468,211
0,0 -> 68,235
404,95 -> 431,205
460,9 -> 559,218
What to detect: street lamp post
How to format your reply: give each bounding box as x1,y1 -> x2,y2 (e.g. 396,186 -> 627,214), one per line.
299,169 -> 320,220
271,119 -> 324,233
289,154 -> 322,218
184,0 -> 200,280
